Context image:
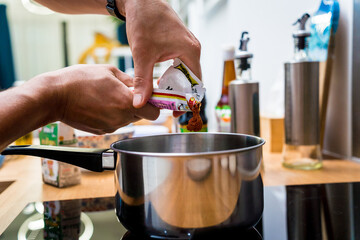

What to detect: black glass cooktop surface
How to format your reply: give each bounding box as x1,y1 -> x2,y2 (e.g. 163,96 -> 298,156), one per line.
1,181 -> 360,240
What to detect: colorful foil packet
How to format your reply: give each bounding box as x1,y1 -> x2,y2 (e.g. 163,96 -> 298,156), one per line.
148,58 -> 205,111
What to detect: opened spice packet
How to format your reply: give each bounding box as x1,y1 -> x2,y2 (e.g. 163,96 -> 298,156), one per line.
148,58 -> 206,112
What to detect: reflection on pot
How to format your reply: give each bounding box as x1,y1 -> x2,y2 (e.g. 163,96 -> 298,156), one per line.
186,158 -> 212,181
149,156 -> 242,229
115,135 -> 264,235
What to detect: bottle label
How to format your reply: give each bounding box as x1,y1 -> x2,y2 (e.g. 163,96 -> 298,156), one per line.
179,124 -> 208,132
215,105 -> 231,132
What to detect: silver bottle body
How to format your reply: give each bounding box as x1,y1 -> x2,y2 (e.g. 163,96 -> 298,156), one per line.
284,61 -> 320,145
283,61 -> 322,169
229,80 -> 260,137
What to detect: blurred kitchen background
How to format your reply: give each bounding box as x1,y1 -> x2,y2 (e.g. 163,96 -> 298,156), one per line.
0,0 -> 358,160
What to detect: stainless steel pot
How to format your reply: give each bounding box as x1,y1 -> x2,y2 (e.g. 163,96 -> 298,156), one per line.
2,133 -> 265,239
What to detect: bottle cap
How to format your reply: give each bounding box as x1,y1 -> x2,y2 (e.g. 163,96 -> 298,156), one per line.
222,45 -> 235,61
235,31 -> 253,59
292,13 -> 311,38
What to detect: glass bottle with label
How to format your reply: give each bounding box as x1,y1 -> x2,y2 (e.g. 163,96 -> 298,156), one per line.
178,96 -> 208,132
283,13 -> 322,170
215,46 -> 236,132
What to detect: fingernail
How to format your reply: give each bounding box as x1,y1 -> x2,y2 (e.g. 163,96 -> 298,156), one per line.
133,94 -> 143,107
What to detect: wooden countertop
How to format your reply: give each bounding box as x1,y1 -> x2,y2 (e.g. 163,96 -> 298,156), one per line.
1,152 -> 360,234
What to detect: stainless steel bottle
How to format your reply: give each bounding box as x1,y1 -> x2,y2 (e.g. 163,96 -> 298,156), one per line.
283,14 -> 322,170
229,32 -> 260,137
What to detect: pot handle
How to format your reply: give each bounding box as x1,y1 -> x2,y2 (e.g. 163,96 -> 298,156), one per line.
1,145 -> 117,172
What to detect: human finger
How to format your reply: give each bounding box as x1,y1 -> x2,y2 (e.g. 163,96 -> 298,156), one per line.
132,57 -> 155,108
134,103 -> 160,121
173,111 -> 186,118
111,66 -> 134,87
178,36 -> 202,80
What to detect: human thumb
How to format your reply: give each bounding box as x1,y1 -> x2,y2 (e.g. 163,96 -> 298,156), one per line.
132,59 -> 154,108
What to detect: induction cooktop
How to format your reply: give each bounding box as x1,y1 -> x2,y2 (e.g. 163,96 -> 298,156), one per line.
1,181 -> 360,240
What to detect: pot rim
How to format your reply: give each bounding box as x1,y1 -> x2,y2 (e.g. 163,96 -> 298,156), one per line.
110,132 -> 265,157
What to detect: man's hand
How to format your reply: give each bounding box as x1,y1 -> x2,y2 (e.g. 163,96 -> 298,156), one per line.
34,0 -> 202,109
0,64 -> 160,151
122,0 -> 202,108
51,64 -> 160,134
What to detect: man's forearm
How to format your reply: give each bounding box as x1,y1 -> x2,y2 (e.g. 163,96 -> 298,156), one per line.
0,75 -> 58,151
34,0 -> 127,16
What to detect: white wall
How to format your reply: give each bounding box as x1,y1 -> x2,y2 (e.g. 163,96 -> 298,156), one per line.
1,0 -> 116,81
188,0 -> 318,131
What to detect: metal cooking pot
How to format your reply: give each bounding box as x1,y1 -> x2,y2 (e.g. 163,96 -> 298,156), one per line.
2,133 -> 265,239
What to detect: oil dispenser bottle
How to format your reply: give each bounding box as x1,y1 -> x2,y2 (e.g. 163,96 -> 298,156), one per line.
283,13 -> 322,170
229,32 -> 260,137
215,46 -> 236,132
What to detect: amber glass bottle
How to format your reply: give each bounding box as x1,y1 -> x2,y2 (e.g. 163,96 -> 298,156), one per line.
215,46 -> 236,132
179,96 -> 208,132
